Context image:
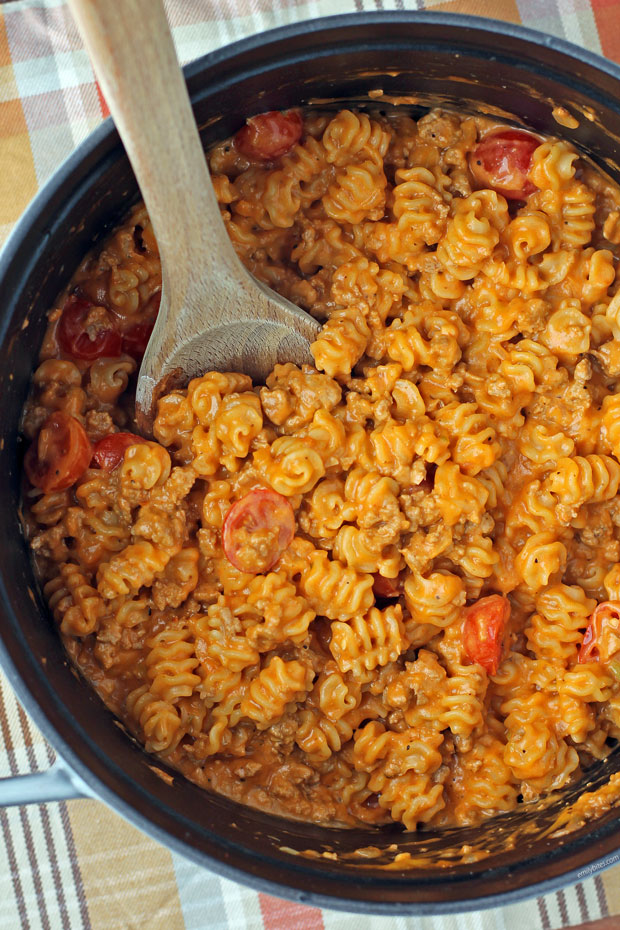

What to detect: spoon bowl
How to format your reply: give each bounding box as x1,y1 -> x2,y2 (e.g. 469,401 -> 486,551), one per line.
67,0 -> 320,434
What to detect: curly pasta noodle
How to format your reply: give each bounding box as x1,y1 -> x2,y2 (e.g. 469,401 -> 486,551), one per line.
245,573 -> 315,649
126,685 -> 183,754
526,584 -> 596,665
330,605 -> 407,679
240,656 -> 312,728
146,624 -> 201,704
22,105 -> 620,833
437,189 -> 508,280
44,562 -> 105,637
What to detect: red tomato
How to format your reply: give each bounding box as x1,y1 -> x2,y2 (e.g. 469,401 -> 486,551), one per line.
121,291 -> 160,360
92,432 -> 146,470
234,110 -> 303,161
463,594 -> 511,675
57,296 -> 122,360
373,573 -> 401,599
469,129 -> 540,200
222,489 -> 296,574
25,412 -> 92,493
122,322 -> 154,360
578,601 -> 620,664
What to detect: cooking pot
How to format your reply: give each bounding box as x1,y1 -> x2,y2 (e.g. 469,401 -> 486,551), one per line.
2,11 -> 620,915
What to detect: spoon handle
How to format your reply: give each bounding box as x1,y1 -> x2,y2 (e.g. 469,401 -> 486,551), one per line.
68,0 -> 320,435
67,0 -> 241,311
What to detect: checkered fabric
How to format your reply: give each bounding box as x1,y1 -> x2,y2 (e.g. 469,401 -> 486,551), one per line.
1,1 -> 620,928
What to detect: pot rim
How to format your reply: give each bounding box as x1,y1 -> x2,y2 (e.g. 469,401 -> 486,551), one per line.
3,9 -> 620,915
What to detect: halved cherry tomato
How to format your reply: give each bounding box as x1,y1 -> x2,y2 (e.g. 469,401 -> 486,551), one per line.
122,322 -> 154,360
92,432 -> 146,470
25,411 -> 92,493
222,489 -> 296,574
469,129 -> 540,200
463,594 -> 511,675
234,110 -> 303,161
120,292 -> 160,360
57,296 -> 122,361
578,601 -> 620,664
373,573 -> 401,599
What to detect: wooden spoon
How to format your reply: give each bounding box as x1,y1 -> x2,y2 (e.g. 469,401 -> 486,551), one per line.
67,0 -> 320,434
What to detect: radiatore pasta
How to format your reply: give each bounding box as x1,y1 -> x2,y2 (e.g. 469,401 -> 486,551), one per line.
21,105 -> 620,830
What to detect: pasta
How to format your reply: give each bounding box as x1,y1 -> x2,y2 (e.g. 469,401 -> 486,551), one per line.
21,105 -> 620,832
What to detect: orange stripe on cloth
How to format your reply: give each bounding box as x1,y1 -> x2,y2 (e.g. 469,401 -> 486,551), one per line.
0,15 -> 37,230
67,799 -> 185,930
94,79 -> 110,119
0,121 -> 38,228
0,8 -> 11,68
0,13 -> 37,231
259,893 -> 325,930
591,0 -> 620,63
423,0 -> 521,20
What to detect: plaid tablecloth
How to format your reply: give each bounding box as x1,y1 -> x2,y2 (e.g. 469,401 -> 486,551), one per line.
2,1 -> 620,928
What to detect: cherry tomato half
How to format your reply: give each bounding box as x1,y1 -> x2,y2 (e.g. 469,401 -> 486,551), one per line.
25,411 -> 92,493
463,594 -> 511,675
234,110 -> 303,161
92,432 -> 146,470
373,573 -> 402,599
57,296 -> 122,361
469,129 -> 540,200
578,601 -> 620,664
222,489 -> 296,574
122,322 -> 154,360
121,292 -> 160,360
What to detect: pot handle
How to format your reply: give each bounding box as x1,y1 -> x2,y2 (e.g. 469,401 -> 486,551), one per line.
0,758 -> 91,807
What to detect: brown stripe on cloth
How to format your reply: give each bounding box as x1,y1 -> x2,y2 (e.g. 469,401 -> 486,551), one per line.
16,703 -> 76,930
595,874 -> 610,917
41,734 -> 92,930
67,799 -> 185,930
59,802 -> 92,930
0,682 -> 51,930
0,809 -> 30,930
575,882 -> 590,923
537,894 -> 552,930
557,887 -> 570,925
45,742 -> 92,930
0,677 -> 30,929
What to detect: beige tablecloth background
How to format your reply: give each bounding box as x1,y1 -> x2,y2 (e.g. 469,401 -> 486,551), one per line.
1,1 -> 620,927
